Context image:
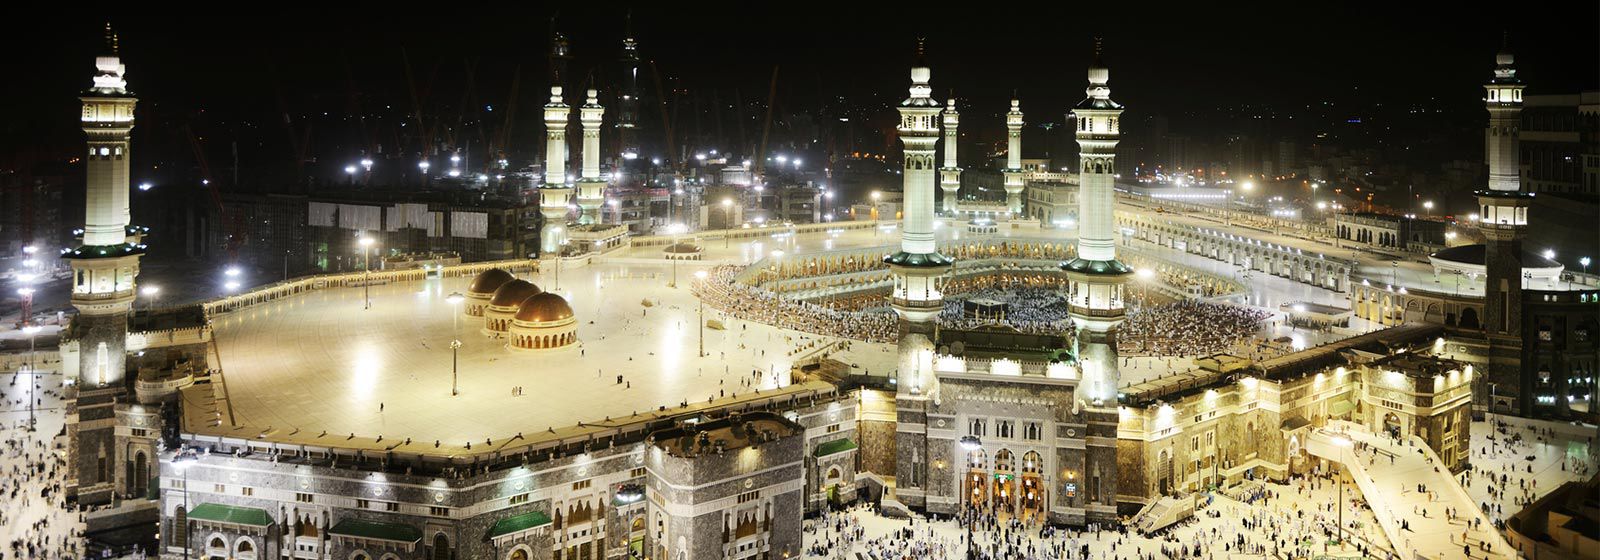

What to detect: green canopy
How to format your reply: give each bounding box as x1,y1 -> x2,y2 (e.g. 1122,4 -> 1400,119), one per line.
187,503 -> 272,527
488,511 -> 553,539
815,438 -> 858,457
328,518 -> 422,543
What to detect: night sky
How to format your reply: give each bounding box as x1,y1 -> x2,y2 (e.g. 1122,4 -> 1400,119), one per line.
2,5 -> 1595,172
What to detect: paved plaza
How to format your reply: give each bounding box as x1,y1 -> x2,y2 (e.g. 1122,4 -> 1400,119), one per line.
0,364 -> 87,560
207,260 -> 897,447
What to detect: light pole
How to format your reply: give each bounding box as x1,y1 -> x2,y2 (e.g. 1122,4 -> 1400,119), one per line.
959,435 -> 982,558
447,292 -> 464,396
23,325 -> 40,431
16,284 -> 34,327
172,450 -> 197,559
1136,268 -> 1154,311
871,190 -> 882,238
141,285 -> 161,312
360,237 -> 376,310
694,270 -> 708,357
1581,257 -> 1592,288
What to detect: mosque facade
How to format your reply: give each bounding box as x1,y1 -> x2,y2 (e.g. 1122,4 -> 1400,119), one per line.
50,32 -> 1542,560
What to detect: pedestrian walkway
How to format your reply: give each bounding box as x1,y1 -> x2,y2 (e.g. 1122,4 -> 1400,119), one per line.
1307,420 -> 1514,560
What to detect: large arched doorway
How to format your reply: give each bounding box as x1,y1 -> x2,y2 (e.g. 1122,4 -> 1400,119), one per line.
432,534 -> 450,560
993,450 -> 1015,514
1459,308 -> 1480,330
1019,451 -> 1045,521
132,451 -> 149,497
1383,412 -> 1402,439
1157,449 -> 1174,496
964,449 -> 988,508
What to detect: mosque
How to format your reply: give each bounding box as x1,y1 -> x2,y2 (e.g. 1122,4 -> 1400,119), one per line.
51,28 -> 1591,560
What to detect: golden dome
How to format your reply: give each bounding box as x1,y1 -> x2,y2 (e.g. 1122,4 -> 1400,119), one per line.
468,268 -> 516,295
515,292 -> 574,323
489,279 -> 543,307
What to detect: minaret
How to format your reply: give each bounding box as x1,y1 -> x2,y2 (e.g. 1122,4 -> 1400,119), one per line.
939,98 -> 962,215
577,88 -> 606,225
886,40 -> 951,391
1003,97 -> 1025,216
1062,40 -> 1131,409
541,86 -> 572,255
1059,39 -> 1127,517
1477,41 -> 1531,337
886,40 -> 951,509
66,24 -> 142,506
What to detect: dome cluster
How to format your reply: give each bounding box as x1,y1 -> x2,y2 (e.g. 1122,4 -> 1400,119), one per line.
464,268 -> 577,351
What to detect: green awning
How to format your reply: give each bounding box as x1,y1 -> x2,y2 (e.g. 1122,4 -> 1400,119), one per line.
1329,399 -> 1356,417
329,518 -> 422,543
488,511 -> 553,539
815,438 -> 858,457
187,503 -> 272,527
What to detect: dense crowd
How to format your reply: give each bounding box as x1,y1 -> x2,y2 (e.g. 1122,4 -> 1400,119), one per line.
1118,300 -> 1270,357
694,265 -> 898,343
1,372 -> 86,560
940,287 -> 1076,336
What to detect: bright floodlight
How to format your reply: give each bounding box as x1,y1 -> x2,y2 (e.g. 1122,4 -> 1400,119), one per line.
224,280 -> 241,291
419,161 -> 431,171
1136,269 -> 1155,280
694,270 -> 708,280
721,198 -> 732,207
22,246 -> 36,255
871,191 -> 881,201
225,267 -> 241,277
1241,181 -> 1255,191
22,325 -> 41,335
1423,201 -> 1434,210
1543,249 -> 1555,260
450,154 -> 461,164
141,286 -> 160,296
345,165 -> 357,175
360,237 -> 375,248
361,158 -> 374,170
138,182 -> 153,191
16,287 -> 33,297
1582,257 -> 1592,267
446,292 -> 465,305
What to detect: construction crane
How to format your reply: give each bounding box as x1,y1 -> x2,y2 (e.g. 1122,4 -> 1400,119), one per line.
183,123 -> 244,264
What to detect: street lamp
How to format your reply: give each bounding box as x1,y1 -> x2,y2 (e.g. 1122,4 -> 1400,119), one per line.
694,270 -> 709,357
16,281 -> 34,327
447,292 -> 464,395
958,435 -> 982,558
172,450 -> 198,560
359,237 -> 376,310
141,285 -> 161,312
22,325 -> 40,431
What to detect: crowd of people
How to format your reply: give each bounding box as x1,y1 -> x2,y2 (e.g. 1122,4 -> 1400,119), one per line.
1118,300 -> 1271,357
939,287 -> 1076,336
694,265 -> 899,343
1,371 -> 87,560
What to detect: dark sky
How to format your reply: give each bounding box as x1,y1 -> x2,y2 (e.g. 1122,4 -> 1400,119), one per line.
2,5 -> 1595,167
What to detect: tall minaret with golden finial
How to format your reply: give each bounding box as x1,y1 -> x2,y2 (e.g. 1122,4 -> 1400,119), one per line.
64,23 -> 144,506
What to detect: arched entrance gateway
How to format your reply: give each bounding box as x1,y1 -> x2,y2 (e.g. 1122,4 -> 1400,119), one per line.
964,450 -> 988,508
1019,451 -> 1045,521
993,450 -> 1016,514
1383,412 -> 1403,439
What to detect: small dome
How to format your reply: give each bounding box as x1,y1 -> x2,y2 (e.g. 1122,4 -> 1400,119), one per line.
489,279 -> 543,307
515,292 -> 574,323
468,268 -> 516,294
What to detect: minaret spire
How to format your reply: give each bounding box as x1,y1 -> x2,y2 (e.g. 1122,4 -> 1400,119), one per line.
540,85 -> 573,255
1476,37 -> 1533,342
576,87 -> 607,225
1062,38 -> 1131,409
940,94 -> 962,214
886,38 -> 951,394
67,29 -> 143,505
1003,96 -> 1025,215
